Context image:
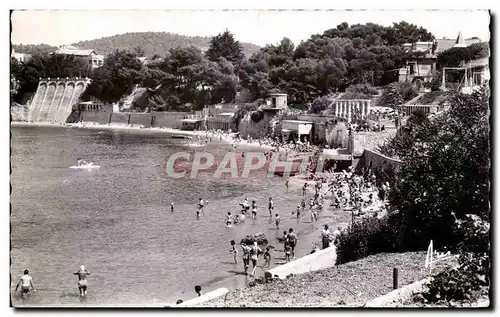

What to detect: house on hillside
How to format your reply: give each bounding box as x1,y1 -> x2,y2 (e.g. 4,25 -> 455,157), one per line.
11,48 -> 31,63
458,57 -> 490,94
398,32 -> 482,86
54,45 -> 104,69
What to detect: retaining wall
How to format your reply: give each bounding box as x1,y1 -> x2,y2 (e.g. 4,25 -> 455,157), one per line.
268,246 -> 337,279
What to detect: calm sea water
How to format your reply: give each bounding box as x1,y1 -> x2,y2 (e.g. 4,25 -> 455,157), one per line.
10,126 -> 336,307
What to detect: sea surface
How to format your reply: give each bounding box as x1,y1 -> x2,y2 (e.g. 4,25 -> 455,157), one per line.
10,125 -> 337,307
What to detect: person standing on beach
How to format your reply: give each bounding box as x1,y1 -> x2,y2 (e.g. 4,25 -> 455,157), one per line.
301,199 -> 306,212
15,269 -> 36,299
321,225 -> 331,249
285,179 -> 289,192
73,265 -> 90,297
268,197 -> 274,216
287,228 -> 298,259
296,205 -> 301,220
302,183 -> 307,196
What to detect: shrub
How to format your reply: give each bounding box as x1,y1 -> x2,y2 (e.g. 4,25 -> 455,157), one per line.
340,84 -> 379,100
335,213 -> 401,265
250,109 -> 265,122
413,214 -> 490,304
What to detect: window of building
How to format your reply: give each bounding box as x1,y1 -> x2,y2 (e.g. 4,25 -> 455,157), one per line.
89,60 -> 92,65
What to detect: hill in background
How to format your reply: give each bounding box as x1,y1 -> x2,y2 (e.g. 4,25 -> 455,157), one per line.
13,32 -> 261,57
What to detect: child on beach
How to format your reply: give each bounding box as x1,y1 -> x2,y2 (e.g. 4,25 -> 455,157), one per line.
229,240 -> 238,264
284,244 -> 292,263
263,247 -> 271,268
275,213 -> 281,230
234,214 -> 240,224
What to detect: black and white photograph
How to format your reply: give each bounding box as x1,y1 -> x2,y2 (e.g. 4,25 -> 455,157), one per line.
7,4 -> 492,309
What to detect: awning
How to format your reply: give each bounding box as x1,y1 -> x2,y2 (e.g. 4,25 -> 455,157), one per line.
298,124 -> 312,135
179,119 -> 203,123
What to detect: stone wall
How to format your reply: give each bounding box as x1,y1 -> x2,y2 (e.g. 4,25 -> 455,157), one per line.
79,110 -> 188,129
357,149 -> 402,173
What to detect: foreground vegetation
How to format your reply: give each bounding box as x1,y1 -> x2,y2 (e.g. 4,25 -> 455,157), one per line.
336,88 -> 490,303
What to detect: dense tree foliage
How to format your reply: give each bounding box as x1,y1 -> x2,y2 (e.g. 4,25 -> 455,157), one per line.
390,88 -> 490,250
12,44 -> 58,55
238,21 -> 433,103
205,30 -> 244,71
337,89 -> 490,263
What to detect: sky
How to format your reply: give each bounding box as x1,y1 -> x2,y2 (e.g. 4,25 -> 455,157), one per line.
11,10 -> 491,47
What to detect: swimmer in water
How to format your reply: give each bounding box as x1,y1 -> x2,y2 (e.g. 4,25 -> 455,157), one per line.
251,201 -> 257,220
73,265 -> 90,297
196,209 -> 201,218
241,243 -> 250,274
275,213 -> 280,230
76,158 -> 87,167
229,240 -> 238,264
170,202 -> 174,212
226,212 -> 233,226
15,269 -> 36,299
239,210 -> 246,222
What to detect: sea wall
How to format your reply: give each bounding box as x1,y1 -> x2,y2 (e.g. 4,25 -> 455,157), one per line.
79,111 -> 188,129
172,288 -> 229,307
268,246 -> 337,279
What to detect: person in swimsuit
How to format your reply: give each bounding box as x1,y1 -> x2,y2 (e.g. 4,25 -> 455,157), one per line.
198,198 -> 204,212
170,202 -> 174,212
296,205 -> 301,219
241,243 -> 250,274
15,269 -> 36,299
74,265 -> 90,297
274,213 -> 280,230
196,209 -> 201,218
282,230 -> 289,252
251,200 -> 257,220
287,228 -> 298,259
263,247 -> 271,267
268,197 -> 274,216
284,244 -> 292,263
226,212 -> 233,226
234,214 -> 240,224
229,240 -> 238,264
250,242 -> 262,276
239,210 -> 246,222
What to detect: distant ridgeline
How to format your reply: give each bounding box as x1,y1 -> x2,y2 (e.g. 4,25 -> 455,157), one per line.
27,77 -> 90,123
13,32 -> 261,57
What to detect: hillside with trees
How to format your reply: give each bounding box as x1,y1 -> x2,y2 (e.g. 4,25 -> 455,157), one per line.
71,32 -> 261,57
12,22 -> 446,110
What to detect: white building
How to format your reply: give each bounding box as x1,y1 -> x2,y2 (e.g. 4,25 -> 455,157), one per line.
54,45 -> 104,69
11,48 -> 31,63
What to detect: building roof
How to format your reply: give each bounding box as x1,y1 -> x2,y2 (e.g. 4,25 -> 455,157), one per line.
179,118 -> 203,123
55,46 -> 97,56
435,35 -> 481,53
282,120 -> 313,124
218,112 -> 235,116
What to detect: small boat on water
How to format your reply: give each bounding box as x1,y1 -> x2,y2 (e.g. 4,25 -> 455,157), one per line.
170,135 -> 191,139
